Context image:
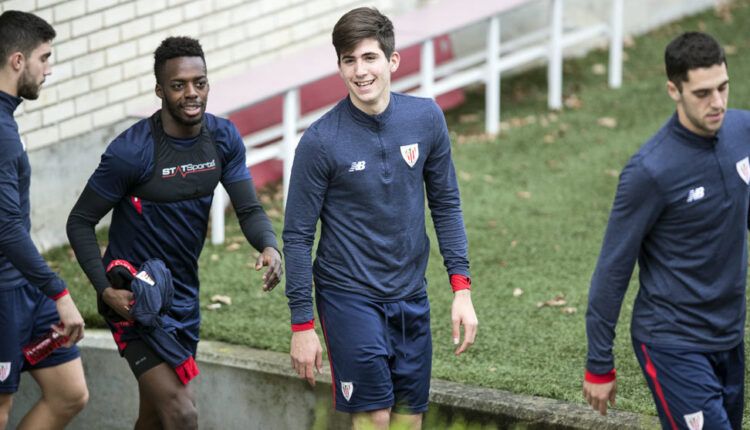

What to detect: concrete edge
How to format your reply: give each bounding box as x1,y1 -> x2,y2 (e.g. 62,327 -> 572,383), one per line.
80,330 -> 658,429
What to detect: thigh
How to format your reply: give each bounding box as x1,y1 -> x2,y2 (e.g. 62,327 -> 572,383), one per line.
0,287 -> 27,394
388,295 -> 431,414
137,363 -> 195,407
24,291 -> 80,372
28,357 -> 87,402
634,341 -> 732,430
317,289 -> 393,413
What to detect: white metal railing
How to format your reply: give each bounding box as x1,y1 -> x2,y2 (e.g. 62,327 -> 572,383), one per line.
203,0 -> 624,244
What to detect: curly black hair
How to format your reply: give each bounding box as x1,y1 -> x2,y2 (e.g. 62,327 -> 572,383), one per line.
153,36 -> 206,84
0,11 -> 55,68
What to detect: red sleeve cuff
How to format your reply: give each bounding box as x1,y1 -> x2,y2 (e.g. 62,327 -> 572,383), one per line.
50,289 -> 69,301
291,319 -> 315,332
450,274 -> 471,292
585,368 -> 616,384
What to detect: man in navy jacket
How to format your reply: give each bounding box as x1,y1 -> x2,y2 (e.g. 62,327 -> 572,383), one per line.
584,32 -> 748,429
0,10 -> 88,430
284,7 -> 477,430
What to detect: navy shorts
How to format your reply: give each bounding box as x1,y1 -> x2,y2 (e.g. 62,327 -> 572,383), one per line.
0,284 -> 80,394
633,338 -> 743,430
316,288 -> 432,414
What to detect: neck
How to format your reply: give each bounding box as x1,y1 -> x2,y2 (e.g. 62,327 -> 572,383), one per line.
160,109 -> 201,138
0,70 -> 19,97
676,107 -> 716,138
351,92 -> 390,116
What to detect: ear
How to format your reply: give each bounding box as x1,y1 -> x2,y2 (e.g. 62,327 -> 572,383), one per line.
155,83 -> 164,100
389,51 -> 400,74
7,52 -> 24,72
666,80 -> 681,102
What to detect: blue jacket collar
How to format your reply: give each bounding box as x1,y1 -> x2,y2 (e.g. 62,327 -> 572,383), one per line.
669,112 -> 719,148
345,93 -> 396,130
0,91 -> 23,116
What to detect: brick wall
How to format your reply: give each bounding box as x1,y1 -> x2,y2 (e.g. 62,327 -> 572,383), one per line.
1,0 -> 419,151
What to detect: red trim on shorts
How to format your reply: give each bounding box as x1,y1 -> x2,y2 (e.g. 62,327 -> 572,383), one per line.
450,274 -> 471,292
111,320 -> 134,352
319,315 -> 336,410
50,288 -> 69,301
584,368 -> 616,384
174,356 -> 200,385
641,344 -> 678,430
291,319 -> 315,332
106,259 -> 138,276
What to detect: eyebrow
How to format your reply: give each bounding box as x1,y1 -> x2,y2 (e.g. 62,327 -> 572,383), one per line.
692,79 -> 729,93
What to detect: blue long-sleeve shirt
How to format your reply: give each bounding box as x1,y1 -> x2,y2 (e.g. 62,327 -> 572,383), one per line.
586,111 -> 750,374
283,94 -> 470,324
0,91 -> 66,298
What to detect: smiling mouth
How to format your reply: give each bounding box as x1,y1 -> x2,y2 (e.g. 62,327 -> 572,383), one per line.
182,104 -> 203,115
355,79 -> 374,87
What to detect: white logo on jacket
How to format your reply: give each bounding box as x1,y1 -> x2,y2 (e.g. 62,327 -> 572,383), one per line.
0,362 -> 10,382
400,143 -> 419,168
686,187 -> 705,203
349,161 -> 366,172
736,157 -> 750,184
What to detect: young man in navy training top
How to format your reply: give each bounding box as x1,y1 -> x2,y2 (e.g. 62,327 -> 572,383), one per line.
284,7 -> 478,430
66,36 -> 282,429
0,10 -> 89,430
583,32 -> 748,430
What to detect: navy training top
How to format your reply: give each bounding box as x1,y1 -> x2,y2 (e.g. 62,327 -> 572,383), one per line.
586,110 -> 750,374
283,93 -> 470,324
0,91 -> 66,297
87,113 -> 251,310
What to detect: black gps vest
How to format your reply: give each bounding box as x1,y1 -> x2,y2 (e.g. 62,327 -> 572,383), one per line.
130,111 -> 222,202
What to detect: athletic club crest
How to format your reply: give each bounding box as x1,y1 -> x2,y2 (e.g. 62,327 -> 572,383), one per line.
400,144 -> 419,168
341,381 -> 354,402
736,157 -> 750,185
0,362 -> 10,382
683,410 -> 704,430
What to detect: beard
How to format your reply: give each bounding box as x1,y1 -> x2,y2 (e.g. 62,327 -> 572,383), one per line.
164,99 -> 204,127
17,69 -> 41,100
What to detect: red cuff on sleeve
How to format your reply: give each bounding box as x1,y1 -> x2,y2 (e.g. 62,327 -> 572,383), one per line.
106,259 -> 137,276
50,289 -> 69,301
585,368 -> 616,384
450,274 -> 471,292
291,319 -> 315,332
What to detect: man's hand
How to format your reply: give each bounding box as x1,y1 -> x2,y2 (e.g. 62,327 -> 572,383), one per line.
290,329 -> 322,387
583,379 -> 617,416
53,294 -> 85,347
256,247 -> 282,291
451,290 -> 478,355
101,286 -> 134,321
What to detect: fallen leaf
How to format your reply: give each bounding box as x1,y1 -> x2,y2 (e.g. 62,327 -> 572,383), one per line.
459,113 -> 479,124
561,306 -> 577,314
597,117 -> 618,128
489,366 -> 497,372
226,243 -> 241,252
516,191 -> 531,199
510,240 -> 518,248
537,294 -> 567,308
543,134 -> 556,144
206,303 -> 222,310
513,288 -> 524,297
591,63 -> 606,75
604,169 -> 619,178
210,254 -> 219,262
725,45 -> 737,55
211,295 -> 232,305
564,94 -> 583,109
459,171 -> 473,181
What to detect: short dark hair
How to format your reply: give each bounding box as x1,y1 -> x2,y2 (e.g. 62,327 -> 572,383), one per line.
665,32 -> 726,90
153,36 -> 206,84
332,7 -> 395,61
0,11 -> 55,68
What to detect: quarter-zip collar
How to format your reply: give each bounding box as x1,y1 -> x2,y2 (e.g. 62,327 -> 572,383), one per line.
669,112 -> 719,148
345,93 -> 396,130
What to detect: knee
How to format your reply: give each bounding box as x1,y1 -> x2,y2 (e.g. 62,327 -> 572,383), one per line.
370,409 -> 390,427
0,395 -> 11,428
159,392 -> 197,429
56,384 -> 89,418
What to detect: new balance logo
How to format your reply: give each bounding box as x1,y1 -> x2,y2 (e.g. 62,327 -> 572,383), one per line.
686,187 -> 705,203
349,161 -> 366,172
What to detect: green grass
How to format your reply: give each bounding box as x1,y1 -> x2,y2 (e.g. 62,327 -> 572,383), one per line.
46,0 -> 750,425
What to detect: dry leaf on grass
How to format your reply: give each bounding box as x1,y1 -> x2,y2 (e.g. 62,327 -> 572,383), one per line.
537,294 -> 567,308
206,303 -> 222,310
564,94 -> 583,109
513,288 -> 524,297
604,169 -> 619,178
516,191 -> 531,199
597,117 -> 618,128
210,254 -> 219,262
561,307 -> 577,314
591,63 -> 606,75
226,243 -> 241,252
211,295 -> 232,306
